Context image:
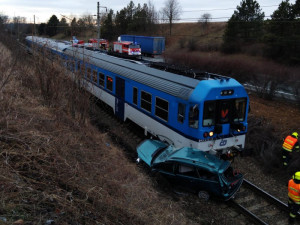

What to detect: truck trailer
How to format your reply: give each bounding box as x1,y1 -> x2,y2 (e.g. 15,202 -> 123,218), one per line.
119,35 -> 165,55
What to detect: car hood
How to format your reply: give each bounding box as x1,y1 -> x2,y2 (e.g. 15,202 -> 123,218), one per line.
137,140 -> 168,166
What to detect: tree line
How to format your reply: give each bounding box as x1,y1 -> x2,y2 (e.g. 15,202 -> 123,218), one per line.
37,0 -> 168,40
222,0 -> 300,64
1,0 -> 300,63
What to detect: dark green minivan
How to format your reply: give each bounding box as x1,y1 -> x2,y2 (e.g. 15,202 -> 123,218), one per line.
137,139 -> 243,201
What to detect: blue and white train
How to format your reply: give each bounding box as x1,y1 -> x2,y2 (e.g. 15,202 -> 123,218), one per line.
25,36 -> 249,158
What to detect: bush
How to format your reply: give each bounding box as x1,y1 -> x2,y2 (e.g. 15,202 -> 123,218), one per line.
187,38 -> 197,51
178,37 -> 186,49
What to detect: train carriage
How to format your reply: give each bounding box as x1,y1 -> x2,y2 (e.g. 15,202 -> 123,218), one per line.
25,36 -> 249,157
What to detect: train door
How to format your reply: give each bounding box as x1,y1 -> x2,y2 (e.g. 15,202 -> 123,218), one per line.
115,77 -> 125,120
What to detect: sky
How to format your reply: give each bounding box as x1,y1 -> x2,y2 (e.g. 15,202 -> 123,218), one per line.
0,0 -> 297,23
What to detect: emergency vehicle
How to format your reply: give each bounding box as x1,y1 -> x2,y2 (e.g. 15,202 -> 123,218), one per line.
71,36 -> 84,47
113,41 -> 141,56
87,39 -> 109,50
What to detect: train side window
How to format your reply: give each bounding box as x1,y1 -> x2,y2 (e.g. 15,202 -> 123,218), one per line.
141,91 -> 152,113
80,64 -> 85,77
155,97 -> 168,122
133,87 -> 138,105
77,61 -> 80,71
99,73 -> 105,87
70,61 -> 75,71
177,103 -> 186,124
203,101 -> 216,126
107,76 -> 113,91
233,98 -> 246,122
92,70 -> 97,83
189,104 -> 199,129
87,67 -> 91,79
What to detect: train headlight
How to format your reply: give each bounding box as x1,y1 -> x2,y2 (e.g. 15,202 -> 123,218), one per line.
204,131 -> 214,138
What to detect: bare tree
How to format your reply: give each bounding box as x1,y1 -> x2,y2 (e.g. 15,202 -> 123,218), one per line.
199,13 -> 212,28
82,14 -> 95,28
161,0 -> 182,35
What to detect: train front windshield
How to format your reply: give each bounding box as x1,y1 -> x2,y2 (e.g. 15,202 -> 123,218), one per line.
203,98 -> 247,127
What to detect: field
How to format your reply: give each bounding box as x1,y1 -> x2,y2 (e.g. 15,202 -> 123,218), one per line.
1,23 -> 300,224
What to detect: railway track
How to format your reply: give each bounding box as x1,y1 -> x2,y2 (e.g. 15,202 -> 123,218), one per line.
230,179 -> 299,225
90,99 -> 299,225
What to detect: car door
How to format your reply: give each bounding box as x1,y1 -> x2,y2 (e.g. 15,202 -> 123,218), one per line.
154,162 -> 176,183
175,163 -> 200,192
195,168 -> 220,195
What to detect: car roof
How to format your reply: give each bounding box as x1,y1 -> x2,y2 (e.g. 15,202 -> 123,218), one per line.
167,147 -> 230,173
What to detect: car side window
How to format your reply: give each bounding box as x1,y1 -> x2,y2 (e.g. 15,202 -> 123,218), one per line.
178,164 -> 199,178
197,168 -> 218,181
156,162 -> 173,173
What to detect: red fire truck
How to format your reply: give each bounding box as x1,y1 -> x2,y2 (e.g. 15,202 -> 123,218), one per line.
113,41 -> 141,56
87,39 -> 109,50
71,36 -> 84,47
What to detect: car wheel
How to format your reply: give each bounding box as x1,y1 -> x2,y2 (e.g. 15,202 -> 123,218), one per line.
198,191 -> 210,201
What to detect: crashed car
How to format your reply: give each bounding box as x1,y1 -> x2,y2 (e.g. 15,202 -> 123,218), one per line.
137,139 -> 243,201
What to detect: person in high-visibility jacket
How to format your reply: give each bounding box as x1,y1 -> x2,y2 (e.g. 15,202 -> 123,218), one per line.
282,132 -> 299,167
288,172 -> 300,222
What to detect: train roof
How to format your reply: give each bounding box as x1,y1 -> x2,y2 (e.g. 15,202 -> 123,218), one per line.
26,36 -> 71,52
64,47 -> 201,100
26,36 -> 246,101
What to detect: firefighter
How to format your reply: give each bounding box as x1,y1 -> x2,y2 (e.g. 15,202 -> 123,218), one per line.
282,132 -> 299,167
288,172 -> 300,223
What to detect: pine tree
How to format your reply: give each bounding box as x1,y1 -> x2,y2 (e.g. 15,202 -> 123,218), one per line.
222,0 -> 265,53
46,15 -> 59,37
264,0 -> 300,63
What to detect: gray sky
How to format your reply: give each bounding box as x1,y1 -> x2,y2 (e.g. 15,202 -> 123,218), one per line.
0,0 -> 296,23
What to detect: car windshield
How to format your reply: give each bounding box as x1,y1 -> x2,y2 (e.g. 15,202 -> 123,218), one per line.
152,146 -> 175,164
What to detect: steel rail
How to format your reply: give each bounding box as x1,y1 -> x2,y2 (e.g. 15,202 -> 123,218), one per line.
228,199 -> 268,225
243,179 -> 290,212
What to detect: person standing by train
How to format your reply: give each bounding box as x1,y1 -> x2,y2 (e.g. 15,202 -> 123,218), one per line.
282,132 -> 299,168
288,172 -> 300,223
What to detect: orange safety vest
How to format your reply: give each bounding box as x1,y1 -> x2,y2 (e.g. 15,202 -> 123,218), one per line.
283,135 -> 298,152
288,179 -> 300,204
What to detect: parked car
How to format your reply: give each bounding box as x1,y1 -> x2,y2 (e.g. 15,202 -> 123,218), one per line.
137,139 -> 243,201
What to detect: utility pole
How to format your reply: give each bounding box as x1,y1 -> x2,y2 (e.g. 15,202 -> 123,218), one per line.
33,15 -> 36,35
97,2 -> 100,39
96,1 -> 107,39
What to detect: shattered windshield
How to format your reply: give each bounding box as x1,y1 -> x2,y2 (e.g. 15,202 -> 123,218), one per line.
153,146 -> 176,164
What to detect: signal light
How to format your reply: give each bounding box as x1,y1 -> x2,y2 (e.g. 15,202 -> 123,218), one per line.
221,90 -> 234,96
